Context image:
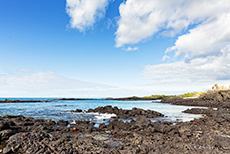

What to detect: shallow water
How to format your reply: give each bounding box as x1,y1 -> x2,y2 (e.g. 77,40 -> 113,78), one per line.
0,98 -> 204,123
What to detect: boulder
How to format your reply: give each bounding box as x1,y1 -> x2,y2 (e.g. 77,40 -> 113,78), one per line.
0,121 -> 10,131
0,129 -> 13,140
57,120 -> 68,126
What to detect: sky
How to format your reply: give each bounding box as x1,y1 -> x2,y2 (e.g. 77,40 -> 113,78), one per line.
0,0 -> 230,98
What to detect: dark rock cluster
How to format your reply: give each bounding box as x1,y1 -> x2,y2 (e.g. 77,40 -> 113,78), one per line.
0,100 -> 48,103
160,90 -> 230,108
1,104 -> 230,153
74,105 -> 164,119
199,90 -> 230,101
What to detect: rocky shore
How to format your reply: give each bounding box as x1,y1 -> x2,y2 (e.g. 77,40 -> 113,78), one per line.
0,99 -> 50,103
160,90 -> 230,108
105,97 -> 159,101
72,105 -> 164,119
1,91 -> 230,153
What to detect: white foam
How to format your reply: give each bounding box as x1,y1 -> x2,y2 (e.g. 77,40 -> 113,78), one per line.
70,120 -> 76,124
89,112 -> 117,120
152,99 -> 161,102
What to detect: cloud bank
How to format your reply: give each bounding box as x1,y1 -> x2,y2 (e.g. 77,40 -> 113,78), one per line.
144,45 -> 230,92
0,71 -> 117,97
0,71 -> 162,97
66,0 -> 110,31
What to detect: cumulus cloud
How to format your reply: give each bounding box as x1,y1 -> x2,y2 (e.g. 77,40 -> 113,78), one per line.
66,0 -> 110,31
113,0 -> 230,92
144,45 -> 230,92
168,13 -> 230,61
162,55 -> 170,61
64,0 -> 230,93
115,0 -> 230,48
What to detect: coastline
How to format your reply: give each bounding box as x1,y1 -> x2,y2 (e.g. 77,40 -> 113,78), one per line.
0,97 -> 160,103
1,90 -> 230,153
159,90 -> 230,108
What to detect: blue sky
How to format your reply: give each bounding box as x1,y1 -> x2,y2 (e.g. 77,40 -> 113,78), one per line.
1,0 -> 230,97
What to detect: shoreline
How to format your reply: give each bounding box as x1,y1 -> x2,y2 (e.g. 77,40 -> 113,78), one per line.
1,90 -> 230,153
159,90 -> 230,108
1,103 -> 230,153
0,98 -> 158,103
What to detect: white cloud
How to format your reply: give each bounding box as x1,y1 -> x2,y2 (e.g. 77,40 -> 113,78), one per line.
162,55 -> 170,61
115,0 -> 230,48
64,0 -> 230,93
144,45 -> 230,93
113,0 -> 230,92
168,13 -> 230,61
126,46 -> 138,51
66,0 -> 110,31
0,71 -> 168,97
0,71 -> 117,97
18,68 -> 31,73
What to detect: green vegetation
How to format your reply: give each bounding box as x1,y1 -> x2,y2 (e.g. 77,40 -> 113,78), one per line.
177,84 -> 230,98
177,83 -> 230,98
143,95 -> 176,99
179,92 -> 199,98
125,84 -> 230,100
179,92 -> 205,98
198,92 -> 205,95
125,95 -> 176,100
127,96 -> 139,99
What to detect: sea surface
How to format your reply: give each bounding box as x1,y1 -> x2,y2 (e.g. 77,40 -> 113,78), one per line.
0,98 -> 204,125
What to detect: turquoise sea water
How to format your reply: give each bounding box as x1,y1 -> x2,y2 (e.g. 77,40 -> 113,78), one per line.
0,98 -> 204,123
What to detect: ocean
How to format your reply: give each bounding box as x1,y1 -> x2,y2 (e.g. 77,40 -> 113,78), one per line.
0,98 -> 204,125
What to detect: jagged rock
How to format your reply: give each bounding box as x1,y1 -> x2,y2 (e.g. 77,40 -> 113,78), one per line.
57,120 -> 68,126
0,129 -> 13,140
75,105 -> 164,119
0,121 -> 10,131
200,90 -> 230,101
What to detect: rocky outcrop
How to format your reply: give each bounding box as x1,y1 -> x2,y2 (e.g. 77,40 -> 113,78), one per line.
105,97 -> 159,101
57,120 -> 68,126
1,104 -> 230,153
200,90 -> 230,101
75,105 -> 164,119
160,91 -> 230,108
0,99 -> 50,103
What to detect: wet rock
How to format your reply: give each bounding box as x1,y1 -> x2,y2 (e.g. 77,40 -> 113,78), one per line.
75,109 -> 83,112
85,123 -> 94,133
219,113 -> 230,122
88,105 -> 114,114
0,129 -> 13,140
153,122 -> 165,133
178,126 -> 191,137
81,106 -> 164,119
99,123 -> 106,129
0,121 -> 10,131
135,116 -> 150,128
1,96 -> 230,154
57,120 -> 68,126
182,108 -> 214,115
45,119 -> 56,125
